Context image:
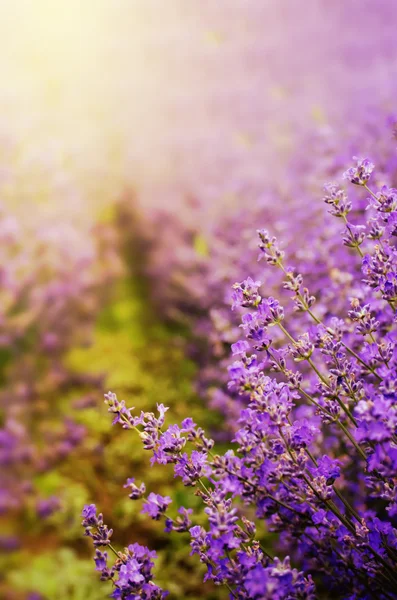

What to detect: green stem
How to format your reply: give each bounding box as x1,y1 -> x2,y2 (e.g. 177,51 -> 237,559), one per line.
306,357 -> 329,387
332,394 -> 358,428
337,420 -> 367,460
302,474 -> 355,534
198,479 -> 211,495
340,339 -> 382,381
277,321 -> 296,345
108,543 -> 122,561
278,245 -> 382,381
342,215 -> 364,257
277,321 -> 358,427
364,184 -> 378,202
269,351 -> 366,460
225,582 -> 238,599
332,487 -> 361,522
280,420 -> 363,535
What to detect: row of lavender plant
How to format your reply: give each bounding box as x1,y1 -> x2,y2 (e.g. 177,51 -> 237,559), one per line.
83,156 -> 397,599
0,198 -> 122,550
116,108 -> 397,435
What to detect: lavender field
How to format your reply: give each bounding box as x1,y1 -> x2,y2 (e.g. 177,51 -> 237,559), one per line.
2,2 -> 397,599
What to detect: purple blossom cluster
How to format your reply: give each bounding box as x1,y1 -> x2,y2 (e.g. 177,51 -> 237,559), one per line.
112,2 -> 397,449
116,107 -> 397,439
116,0 -> 397,303
82,504 -> 168,599
85,157 -> 397,599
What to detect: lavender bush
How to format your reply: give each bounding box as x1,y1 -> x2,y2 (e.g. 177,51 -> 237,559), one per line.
117,109 -> 397,435
84,157 -> 397,599
0,198 -> 121,550
1,2 -> 397,597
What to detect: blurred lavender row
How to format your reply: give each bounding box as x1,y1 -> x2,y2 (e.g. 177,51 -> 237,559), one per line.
116,1 -> 397,427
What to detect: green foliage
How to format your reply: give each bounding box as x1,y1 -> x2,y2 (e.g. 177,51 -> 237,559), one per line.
66,277 -> 198,411
5,269 -> 225,599
1,219 -> 232,600
8,548 -> 110,600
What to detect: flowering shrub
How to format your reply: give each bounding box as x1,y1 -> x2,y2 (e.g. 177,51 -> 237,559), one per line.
117,110 -> 397,435
0,199 -> 122,546
84,157 -> 397,599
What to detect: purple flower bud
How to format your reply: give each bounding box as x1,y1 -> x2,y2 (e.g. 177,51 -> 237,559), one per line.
142,493 -> 172,520
232,277 -> 262,309
343,157 -> 375,186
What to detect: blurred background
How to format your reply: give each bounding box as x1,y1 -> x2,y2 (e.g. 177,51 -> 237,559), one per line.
1,1 -> 397,598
